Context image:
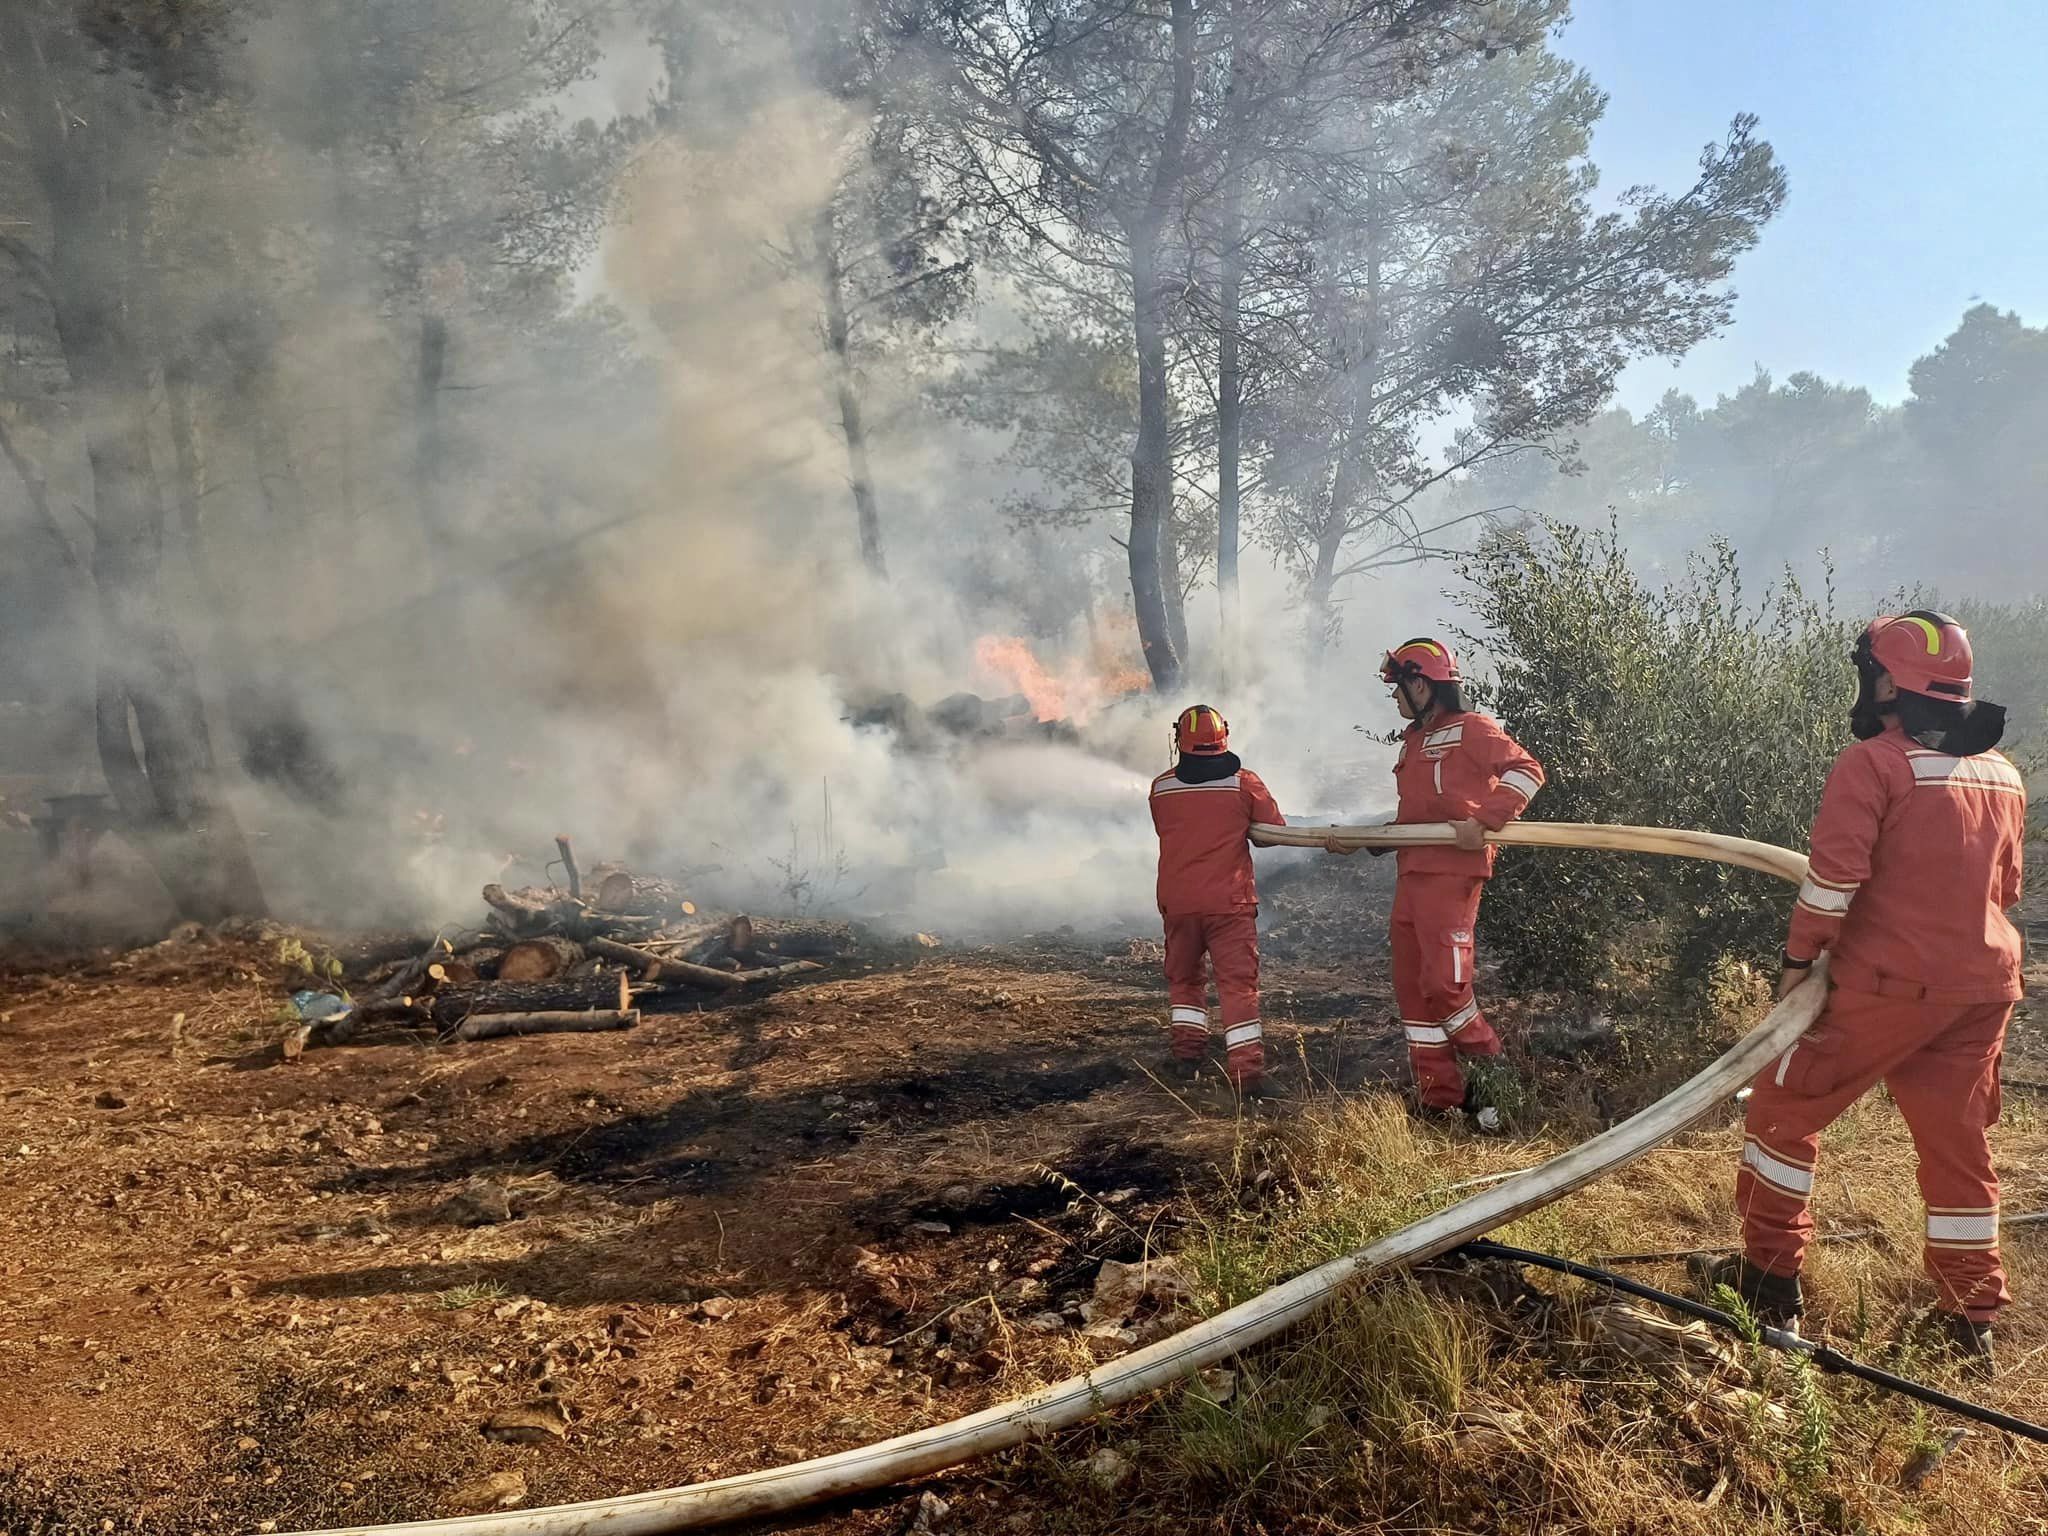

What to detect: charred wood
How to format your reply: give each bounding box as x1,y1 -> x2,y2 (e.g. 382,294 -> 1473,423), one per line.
450,1008 -> 639,1042
429,970 -> 632,1026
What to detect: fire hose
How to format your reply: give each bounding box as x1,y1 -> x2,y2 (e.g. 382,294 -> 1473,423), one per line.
289,820 -> 1826,1536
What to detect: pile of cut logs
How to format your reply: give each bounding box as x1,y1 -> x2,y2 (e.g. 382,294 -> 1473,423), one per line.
287,836 -> 853,1055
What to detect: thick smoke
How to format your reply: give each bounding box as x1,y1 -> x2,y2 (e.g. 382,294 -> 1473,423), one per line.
0,5 -> 1482,943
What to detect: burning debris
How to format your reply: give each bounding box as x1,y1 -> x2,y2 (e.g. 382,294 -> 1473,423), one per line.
845,688 -> 1081,749
846,634 -> 1149,753
286,836 -> 855,1055
973,636 -> 1148,726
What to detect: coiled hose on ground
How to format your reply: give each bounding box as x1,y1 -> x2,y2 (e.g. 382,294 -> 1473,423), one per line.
286,821 -> 1823,1536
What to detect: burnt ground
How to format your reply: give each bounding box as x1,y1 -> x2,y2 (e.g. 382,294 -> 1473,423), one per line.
0,856 -> 1414,1536
1,850 -> 2043,1536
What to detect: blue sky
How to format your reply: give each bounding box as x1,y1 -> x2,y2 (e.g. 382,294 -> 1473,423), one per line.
1558,0 -> 2048,415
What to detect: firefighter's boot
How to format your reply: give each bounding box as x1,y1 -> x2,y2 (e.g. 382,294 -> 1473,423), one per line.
1689,1253 -> 1803,1330
1910,1309 -> 1996,1377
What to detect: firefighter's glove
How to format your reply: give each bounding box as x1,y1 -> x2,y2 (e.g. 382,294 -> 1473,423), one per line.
1450,818 -> 1487,853
1322,832 -> 1357,857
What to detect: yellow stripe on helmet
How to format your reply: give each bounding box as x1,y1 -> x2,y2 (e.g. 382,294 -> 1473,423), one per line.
1898,615 -> 1943,655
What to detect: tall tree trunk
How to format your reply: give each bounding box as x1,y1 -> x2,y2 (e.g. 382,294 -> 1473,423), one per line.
1306,174 -> 1384,676
252,382 -> 312,559
407,306 -> 481,695
82,377 -> 267,919
1303,501 -> 1344,668
1215,6 -> 1251,664
1164,505 -> 1191,663
1125,0 -> 1199,694
1216,229 -> 1244,657
7,5 -> 267,920
173,359 -> 337,807
0,408 -> 83,575
817,201 -> 887,577
166,358 -> 228,612
1129,226 -> 1183,694
3,407 -> 103,795
415,312 -> 452,561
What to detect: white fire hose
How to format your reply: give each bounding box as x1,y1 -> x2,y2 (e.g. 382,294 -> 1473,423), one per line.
285,821 -> 1818,1536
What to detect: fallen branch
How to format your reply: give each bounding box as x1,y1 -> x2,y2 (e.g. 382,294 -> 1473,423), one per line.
654,956 -> 826,992
732,959 -> 825,985
586,930 -> 834,986
637,922 -> 731,956
652,956 -> 748,991
482,883 -> 560,935
450,1008 -> 639,1042
584,934 -> 670,980
369,934 -> 451,1002
354,996 -> 436,1027
555,835 -> 582,900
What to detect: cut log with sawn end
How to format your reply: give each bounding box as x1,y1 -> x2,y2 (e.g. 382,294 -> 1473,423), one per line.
496,934 -> 586,982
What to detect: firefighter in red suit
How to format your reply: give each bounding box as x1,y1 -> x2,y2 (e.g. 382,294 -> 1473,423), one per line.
1700,613 -> 2022,1369
1330,639 -> 1545,1127
1149,705 -> 1284,1095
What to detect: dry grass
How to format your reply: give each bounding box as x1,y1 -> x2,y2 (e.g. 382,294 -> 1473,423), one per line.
994,1083 -> 2048,1534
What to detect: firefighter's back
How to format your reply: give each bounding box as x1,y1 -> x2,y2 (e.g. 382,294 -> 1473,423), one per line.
1150,765 -> 1260,916
1834,734 -> 2026,999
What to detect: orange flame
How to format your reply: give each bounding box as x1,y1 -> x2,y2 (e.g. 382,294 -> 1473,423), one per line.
975,637 -> 1066,720
974,635 -> 1149,724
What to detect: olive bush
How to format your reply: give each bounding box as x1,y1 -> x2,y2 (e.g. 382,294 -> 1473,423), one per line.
1455,520 -> 1850,989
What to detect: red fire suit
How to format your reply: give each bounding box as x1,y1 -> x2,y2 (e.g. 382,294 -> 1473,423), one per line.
1150,758 -> 1283,1085
1389,712 -> 1545,1108
1739,724 -> 2026,1321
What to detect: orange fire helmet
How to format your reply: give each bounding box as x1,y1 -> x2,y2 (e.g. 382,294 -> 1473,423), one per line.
1860,611 -> 1974,702
1174,705 -> 1231,756
1380,637 -> 1461,687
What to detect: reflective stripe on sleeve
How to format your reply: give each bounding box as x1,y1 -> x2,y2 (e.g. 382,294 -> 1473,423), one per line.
1795,878 -> 1854,914
1498,768 -> 1541,801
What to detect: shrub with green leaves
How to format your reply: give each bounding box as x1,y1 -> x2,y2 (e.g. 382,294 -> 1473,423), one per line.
1454,519 -> 1850,990
1950,596 -> 2048,773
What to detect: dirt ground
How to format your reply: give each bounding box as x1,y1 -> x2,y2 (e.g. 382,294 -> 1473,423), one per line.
1,852 -> 2043,1536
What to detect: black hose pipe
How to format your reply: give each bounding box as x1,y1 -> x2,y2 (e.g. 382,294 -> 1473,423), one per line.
1455,1239 -> 2048,1444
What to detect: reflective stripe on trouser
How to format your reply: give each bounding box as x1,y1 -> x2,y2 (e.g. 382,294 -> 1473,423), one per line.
1162,910 -> 1264,1084
1391,872 -> 1501,1109
1739,987 -> 2012,1321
